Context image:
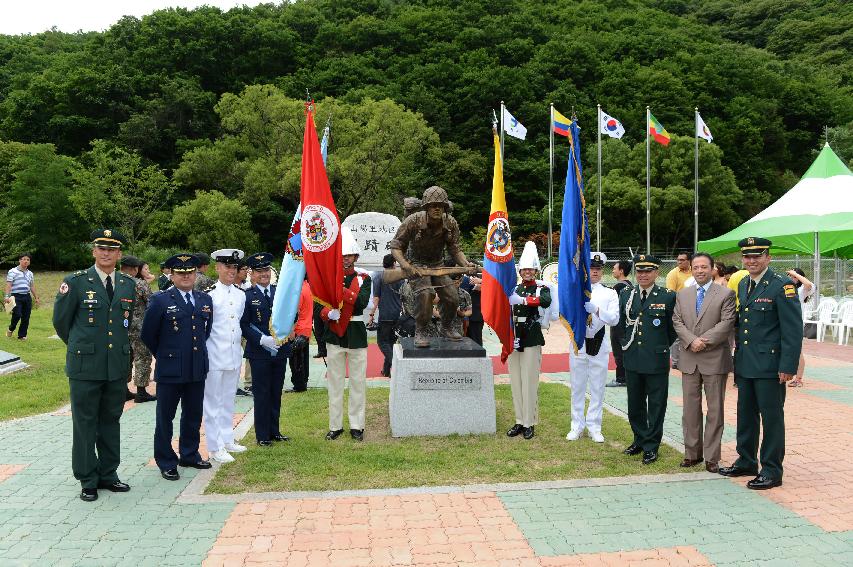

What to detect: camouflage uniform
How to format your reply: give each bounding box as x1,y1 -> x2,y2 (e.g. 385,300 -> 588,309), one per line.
451,287 -> 472,338
129,277 -> 153,388
193,272 -> 215,292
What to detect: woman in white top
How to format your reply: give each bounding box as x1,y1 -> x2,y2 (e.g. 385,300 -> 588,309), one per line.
787,268 -> 814,387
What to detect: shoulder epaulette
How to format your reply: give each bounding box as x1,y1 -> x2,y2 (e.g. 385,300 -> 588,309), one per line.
203,285 -> 216,293
71,270 -> 86,278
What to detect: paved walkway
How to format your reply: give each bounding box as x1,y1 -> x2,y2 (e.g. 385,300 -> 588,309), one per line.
0,332 -> 851,566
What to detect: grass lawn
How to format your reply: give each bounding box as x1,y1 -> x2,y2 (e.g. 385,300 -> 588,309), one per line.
207,384 -> 688,493
0,272 -> 72,420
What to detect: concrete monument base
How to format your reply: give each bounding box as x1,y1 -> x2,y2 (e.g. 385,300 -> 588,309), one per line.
389,338 -> 496,437
0,350 -> 28,375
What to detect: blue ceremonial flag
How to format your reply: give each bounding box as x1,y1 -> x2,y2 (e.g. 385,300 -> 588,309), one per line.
557,119 -> 592,354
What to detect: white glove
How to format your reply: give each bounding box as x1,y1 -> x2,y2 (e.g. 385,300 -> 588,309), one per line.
513,338 -> 521,350
508,293 -> 526,306
328,309 -> 341,321
259,335 -> 278,350
584,302 -> 597,314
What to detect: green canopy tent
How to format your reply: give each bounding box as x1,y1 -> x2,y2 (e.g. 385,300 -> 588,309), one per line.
699,143 -> 852,302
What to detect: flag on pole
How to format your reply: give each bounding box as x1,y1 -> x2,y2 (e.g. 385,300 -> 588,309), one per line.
648,112 -> 671,146
300,102 -> 343,326
553,108 -> 571,137
481,130 -> 517,363
696,113 -> 713,143
599,110 -> 626,139
502,107 -> 527,140
320,119 -> 331,164
557,119 -> 592,354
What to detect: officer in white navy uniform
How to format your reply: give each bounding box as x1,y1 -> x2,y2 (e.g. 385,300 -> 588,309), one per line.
202,249 -> 248,463
566,252 -> 620,443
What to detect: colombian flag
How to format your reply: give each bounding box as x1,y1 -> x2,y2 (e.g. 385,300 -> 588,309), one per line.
553,108 -> 571,137
649,112 -> 671,146
481,131 -> 517,363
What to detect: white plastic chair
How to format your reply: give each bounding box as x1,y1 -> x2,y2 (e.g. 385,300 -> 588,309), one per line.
815,299 -> 840,342
835,302 -> 853,345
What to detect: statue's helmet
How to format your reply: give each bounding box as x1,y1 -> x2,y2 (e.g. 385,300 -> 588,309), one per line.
422,185 -> 451,210
403,197 -> 422,217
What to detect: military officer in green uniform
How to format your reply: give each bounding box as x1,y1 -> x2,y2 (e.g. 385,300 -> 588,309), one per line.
53,229 -> 136,502
719,238 -> 802,490
619,254 -> 677,465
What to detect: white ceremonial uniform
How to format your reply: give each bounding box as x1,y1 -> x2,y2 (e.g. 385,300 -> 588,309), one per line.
569,282 -> 619,435
203,281 -> 246,454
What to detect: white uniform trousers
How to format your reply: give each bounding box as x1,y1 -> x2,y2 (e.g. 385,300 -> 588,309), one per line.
326,344 -> 367,431
569,348 -> 610,433
508,345 -> 542,428
203,369 -> 240,453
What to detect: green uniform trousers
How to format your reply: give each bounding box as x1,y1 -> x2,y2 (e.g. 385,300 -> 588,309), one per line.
626,371 -> 669,452
69,378 -> 126,488
734,377 -> 786,480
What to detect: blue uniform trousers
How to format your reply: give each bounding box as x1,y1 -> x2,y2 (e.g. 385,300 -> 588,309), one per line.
154,381 -> 205,470
250,357 -> 287,442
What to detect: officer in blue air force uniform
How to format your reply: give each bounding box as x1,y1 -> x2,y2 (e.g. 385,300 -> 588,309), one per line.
140,254 -> 214,481
240,252 -> 292,446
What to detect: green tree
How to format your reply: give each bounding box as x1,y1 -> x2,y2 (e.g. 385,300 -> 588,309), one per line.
166,190 -> 258,253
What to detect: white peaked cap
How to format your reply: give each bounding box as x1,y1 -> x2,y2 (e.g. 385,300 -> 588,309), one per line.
341,226 -> 361,257
518,241 -> 541,270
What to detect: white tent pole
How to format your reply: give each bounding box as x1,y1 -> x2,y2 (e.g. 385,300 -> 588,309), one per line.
814,232 -> 821,310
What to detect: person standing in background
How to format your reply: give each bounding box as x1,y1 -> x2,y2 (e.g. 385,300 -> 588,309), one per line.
786,268 -> 813,388
461,273 -> 484,346
120,256 -> 156,404
607,259 -> 632,388
369,254 -> 403,378
5,253 -> 41,340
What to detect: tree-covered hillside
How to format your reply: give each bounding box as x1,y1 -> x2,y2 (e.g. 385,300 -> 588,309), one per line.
0,0 -> 850,266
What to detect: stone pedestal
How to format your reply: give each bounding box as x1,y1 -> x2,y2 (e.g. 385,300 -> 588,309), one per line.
389,338 -> 495,437
0,350 -> 28,375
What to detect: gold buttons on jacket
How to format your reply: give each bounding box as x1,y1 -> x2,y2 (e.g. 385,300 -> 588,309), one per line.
108,344 -> 113,349
743,340 -> 749,345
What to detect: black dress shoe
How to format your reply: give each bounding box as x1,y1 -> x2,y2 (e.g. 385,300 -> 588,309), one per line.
178,459 -> 212,469
257,440 -> 273,446
98,480 -> 130,492
135,389 -> 157,403
746,475 -> 782,490
161,469 -> 180,481
325,429 -> 343,440
125,389 -> 135,401
522,426 -> 535,440
642,451 -> 658,465
623,443 -> 643,456
80,488 -> 98,502
350,429 -> 364,441
718,465 -> 758,477
272,434 -> 290,442
506,424 -> 524,437
680,458 -> 703,468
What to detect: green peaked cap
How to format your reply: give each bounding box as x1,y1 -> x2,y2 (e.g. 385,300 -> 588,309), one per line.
801,143 -> 852,180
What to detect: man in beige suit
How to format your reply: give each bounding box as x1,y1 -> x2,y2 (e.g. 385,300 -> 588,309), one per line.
672,252 -> 736,473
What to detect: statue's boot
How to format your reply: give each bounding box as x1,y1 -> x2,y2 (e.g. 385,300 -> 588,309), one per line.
414,330 -> 431,348
441,325 -> 464,341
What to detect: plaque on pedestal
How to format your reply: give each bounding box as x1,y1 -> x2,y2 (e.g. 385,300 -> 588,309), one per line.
0,350 -> 28,375
389,341 -> 495,437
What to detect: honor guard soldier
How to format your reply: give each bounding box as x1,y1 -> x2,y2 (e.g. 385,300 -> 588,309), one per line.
619,254 -> 677,465
193,252 -> 215,291
506,242 -> 551,440
203,249 -> 247,463
240,252 -> 292,446
567,252 -> 619,443
157,261 -> 171,291
140,253 -> 214,481
318,228 -> 372,441
53,229 -> 136,502
719,238 -> 802,489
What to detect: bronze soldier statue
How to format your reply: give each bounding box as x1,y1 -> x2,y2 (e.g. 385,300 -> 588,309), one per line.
389,186 -> 474,347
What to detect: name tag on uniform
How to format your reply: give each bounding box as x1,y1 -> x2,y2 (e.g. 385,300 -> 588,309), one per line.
82,299 -> 98,305
755,298 -> 774,303
166,305 -> 179,313
650,303 -> 666,309
120,298 -> 133,304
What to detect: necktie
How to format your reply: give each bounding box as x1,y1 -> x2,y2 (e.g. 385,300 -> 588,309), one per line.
264,288 -> 270,301
747,279 -> 755,297
641,289 -> 648,303
105,275 -> 114,302
696,286 -> 705,315
185,292 -> 194,308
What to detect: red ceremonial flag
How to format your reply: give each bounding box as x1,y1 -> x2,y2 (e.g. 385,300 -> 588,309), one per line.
300,103 -> 343,315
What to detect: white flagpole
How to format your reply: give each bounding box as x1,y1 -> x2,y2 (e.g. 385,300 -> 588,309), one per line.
646,106 -> 651,253
694,107 -> 700,251
548,103 -> 554,259
500,100 -> 505,174
597,104 -> 602,253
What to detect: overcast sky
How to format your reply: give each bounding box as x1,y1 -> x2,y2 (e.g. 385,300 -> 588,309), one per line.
1,1 -> 274,36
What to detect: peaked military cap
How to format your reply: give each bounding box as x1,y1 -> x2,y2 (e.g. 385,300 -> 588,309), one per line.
632,254 -> 661,271
247,252 -> 274,270
193,252 -> 211,266
738,237 -> 771,256
91,228 -> 126,249
120,255 -> 143,268
590,251 -> 608,268
165,253 -> 200,273
211,249 -> 244,265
